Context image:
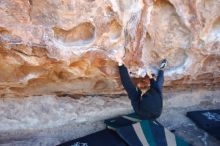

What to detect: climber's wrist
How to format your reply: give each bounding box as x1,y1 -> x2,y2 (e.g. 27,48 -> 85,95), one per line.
118,61 -> 123,66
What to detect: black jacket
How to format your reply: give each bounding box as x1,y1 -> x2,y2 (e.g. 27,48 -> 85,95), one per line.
119,64 -> 162,120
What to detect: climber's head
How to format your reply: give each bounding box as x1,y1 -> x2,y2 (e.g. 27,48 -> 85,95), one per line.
137,73 -> 156,89
137,78 -> 150,89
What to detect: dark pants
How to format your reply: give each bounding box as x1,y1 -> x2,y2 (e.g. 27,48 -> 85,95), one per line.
119,65 -> 164,116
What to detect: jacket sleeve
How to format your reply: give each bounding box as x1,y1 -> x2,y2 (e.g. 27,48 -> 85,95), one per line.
150,79 -> 157,89
119,65 -> 141,99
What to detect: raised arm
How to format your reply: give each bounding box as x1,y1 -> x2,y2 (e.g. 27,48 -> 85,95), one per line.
115,49 -> 141,100
118,64 -> 137,94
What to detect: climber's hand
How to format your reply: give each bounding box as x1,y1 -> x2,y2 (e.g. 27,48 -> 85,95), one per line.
147,70 -> 153,79
115,49 -> 125,66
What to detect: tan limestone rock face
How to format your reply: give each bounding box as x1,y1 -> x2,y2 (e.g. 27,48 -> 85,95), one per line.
0,0 -> 220,97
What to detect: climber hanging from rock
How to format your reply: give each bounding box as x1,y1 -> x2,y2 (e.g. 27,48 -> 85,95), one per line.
115,49 -> 167,120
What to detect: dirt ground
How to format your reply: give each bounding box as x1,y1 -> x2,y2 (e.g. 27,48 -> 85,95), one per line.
0,89 -> 220,146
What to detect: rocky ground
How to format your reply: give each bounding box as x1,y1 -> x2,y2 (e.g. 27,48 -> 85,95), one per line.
0,89 -> 219,146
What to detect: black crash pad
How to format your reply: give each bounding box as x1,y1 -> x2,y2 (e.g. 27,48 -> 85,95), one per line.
187,109 -> 220,140
57,129 -> 128,146
105,113 -> 192,146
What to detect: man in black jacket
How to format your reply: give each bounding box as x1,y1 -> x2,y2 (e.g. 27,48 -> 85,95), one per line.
115,52 -> 167,120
